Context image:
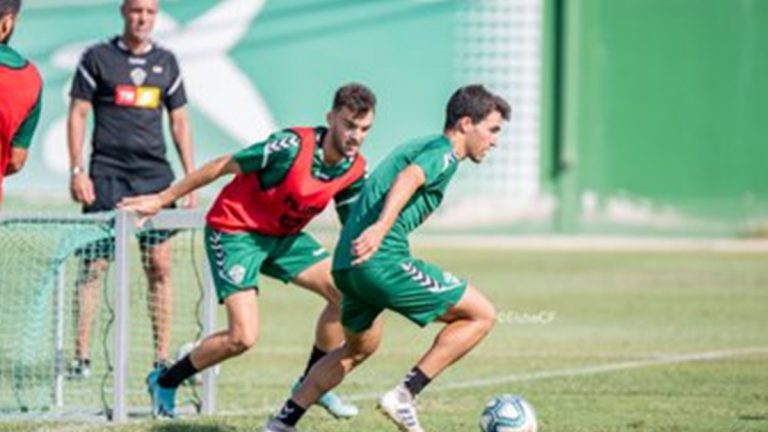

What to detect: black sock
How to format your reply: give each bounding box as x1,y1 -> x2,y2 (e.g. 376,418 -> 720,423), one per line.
276,399 -> 306,426
157,355 -> 198,389
302,345 -> 327,378
402,366 -> 431,397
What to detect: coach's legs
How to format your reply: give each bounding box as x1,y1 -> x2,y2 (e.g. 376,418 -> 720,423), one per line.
74,258 -> 109,362
141,240 -> 172,365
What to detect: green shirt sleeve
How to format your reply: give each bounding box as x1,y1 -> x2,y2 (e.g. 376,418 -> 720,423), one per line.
334,172 -> 367,224
233,130 -> 300,174
412,143 -> 454,186
12,88 -> 43,149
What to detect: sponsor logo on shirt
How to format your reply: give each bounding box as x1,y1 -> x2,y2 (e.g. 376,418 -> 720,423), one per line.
114,85 -> 161,109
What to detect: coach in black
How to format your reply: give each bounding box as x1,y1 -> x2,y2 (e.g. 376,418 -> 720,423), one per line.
66,0 -> 195,380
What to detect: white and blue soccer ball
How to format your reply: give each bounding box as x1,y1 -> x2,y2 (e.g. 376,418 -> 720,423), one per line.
479,394 -> 538,432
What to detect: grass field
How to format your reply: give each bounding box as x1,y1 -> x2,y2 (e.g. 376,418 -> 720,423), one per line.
2,246 -> 767,431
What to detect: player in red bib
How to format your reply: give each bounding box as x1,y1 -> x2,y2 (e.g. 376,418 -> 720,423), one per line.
120,83 -> 376,419
0,0 -> 42,207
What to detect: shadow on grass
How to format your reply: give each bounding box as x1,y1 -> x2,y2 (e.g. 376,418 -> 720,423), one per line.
150,423 -> 237,432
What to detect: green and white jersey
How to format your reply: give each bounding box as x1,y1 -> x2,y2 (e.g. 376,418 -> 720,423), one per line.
333,135 -> 459,269
232,127 -> 365,223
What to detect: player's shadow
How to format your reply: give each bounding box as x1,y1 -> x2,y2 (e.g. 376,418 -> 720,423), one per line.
151,424 -> 236,432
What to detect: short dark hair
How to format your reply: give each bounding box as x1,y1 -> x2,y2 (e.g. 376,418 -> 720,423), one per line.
0,0 -> 21,16
333,83 -> 377,117
444,84 -> 511,130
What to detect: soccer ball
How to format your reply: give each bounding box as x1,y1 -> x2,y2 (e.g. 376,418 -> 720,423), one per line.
479,394 -> 537,432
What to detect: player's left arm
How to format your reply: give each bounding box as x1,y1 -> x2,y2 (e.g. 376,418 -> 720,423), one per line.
351,164 -> 426,266
6,86 -> 42,176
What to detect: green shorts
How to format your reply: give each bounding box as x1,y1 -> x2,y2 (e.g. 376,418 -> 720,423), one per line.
332,257 -> 468,333
205,226 -> 330,303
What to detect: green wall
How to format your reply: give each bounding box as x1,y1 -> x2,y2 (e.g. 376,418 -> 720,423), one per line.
551,0 -> 768,234
7,0 -> 458,198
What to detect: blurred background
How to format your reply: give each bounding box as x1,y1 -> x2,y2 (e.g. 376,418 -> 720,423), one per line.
2,1 -> 767,429
5,0 -> 768,237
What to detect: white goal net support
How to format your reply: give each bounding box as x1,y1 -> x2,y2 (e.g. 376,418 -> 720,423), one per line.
0,210 -> 217,422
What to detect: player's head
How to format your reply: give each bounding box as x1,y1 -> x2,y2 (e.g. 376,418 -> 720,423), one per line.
444,84 -> 510,163
326,83 -> 377,158
120,0 -> 158,45
0,0 -> 21,45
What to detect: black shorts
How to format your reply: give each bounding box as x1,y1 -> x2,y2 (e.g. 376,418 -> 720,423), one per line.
78,176 -> 177,261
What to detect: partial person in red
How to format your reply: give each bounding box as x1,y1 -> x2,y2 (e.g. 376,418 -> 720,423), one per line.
119,83 -> 375,420
0,0 -> 42,207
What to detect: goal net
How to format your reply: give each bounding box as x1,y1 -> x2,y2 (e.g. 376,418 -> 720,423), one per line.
0,211 -> 215,421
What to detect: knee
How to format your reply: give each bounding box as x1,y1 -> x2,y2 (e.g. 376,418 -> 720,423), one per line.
343,339 -> 378,367
321,283 -> 342,307
476,302 -> 497,335
78,260 -> 108,285
226,329 -> 259,356
146,260 -> 172,282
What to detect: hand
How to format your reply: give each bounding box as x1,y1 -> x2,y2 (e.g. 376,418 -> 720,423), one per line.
118,194 -> 164,226
181,191 -> 198,209
351,221 -> 387,266
70,173 -> 96,205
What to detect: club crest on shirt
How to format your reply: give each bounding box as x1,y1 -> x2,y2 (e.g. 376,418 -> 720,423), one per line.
228,265 -> 246,284
130,67 -> 147,86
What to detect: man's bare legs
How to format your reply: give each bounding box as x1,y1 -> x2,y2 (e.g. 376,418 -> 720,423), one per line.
147,289 -> 260,417
288,259 -> 360,417
71,258 -> 110,377
274,285 -> 495,431
141,240 -> 173,366
187,289 -> 260,369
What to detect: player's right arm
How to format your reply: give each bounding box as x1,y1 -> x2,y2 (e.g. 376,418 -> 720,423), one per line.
119,154 -> 241,222
67,98 -> 95,205
68,48 -> 100,205
120,131 -> 294,221
351,164 -> 426,266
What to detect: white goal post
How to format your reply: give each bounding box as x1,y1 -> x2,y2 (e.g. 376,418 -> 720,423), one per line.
0,209 -> 217,423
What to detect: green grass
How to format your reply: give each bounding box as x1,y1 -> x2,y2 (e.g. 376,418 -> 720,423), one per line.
2,248 -> 767,431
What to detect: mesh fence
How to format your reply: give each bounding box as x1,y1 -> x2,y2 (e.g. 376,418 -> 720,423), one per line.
0,213 -> 208,420
443,0 -> 547,227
